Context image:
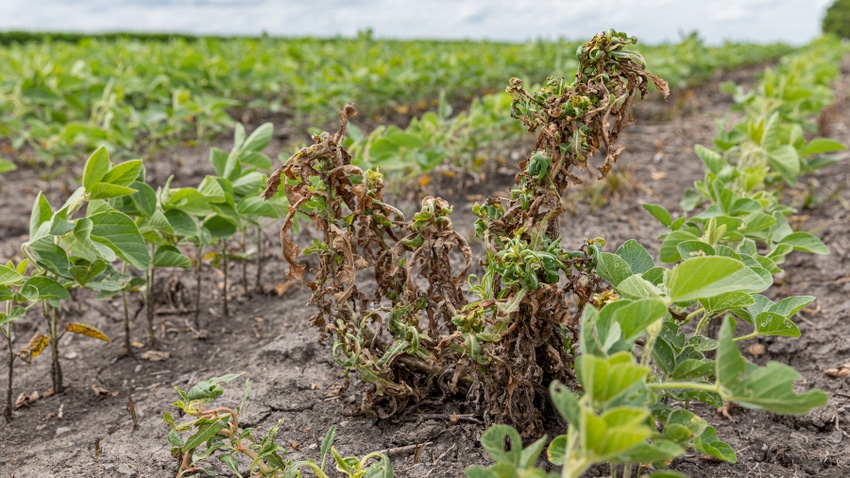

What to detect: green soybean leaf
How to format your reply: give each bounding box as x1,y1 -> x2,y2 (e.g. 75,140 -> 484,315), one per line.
153,245 -> 192,269
596,252 -> 632,286
29,192 -> 54,240
676,240 -> 715,260
130,181 -> 157,218
242,122 -> 274,152
101,159 -> 143,187
694,144 -> 723,175
693,426 -> 736,463
89,210 -> 150,270
616,239 -> 655,274
546,435 -> 566,466
642,203 -> 672,228
82,146 -> 110,190
779,232 -> 829,255
87,182 -> 138,200
210,147 -> 229,177
25,276 -> 70,300
612,298 -> 667,343
753,311 -> 800,337
767,145 -> 800,185
479,425 -> 522,465
164,209 -> 198,237
717,317 -> 827,414
550,381 -> 580,426
183,419 -> 227,452
703,291 -> 755,312
667,256 -> 768,302
0,265 -> 23,285
659,230 -> 700,263
801,137 -> 845,156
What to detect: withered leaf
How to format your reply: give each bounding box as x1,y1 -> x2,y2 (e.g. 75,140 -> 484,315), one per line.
17,332 -> 49,363
141,350 -> 170,362
825,364 -> 850,378
15,390 -> 40,408
65,323 -> 111,342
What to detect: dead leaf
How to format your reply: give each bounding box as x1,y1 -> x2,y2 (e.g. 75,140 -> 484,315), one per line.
130,341 -> 145,349
745,343 -> 765,358
825,364 -> 850,378
92,384 -> 113,397
15,391 -> 40,409
650,171 -> 667,180
17,333 -> 49,363
418,175 -> 432,187
141,350 -> 170,362
274,281 -> 294,297
65,323 -> 111,343
289,441 -> 301,451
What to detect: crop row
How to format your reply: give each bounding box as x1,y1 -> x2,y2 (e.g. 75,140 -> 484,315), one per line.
0,32 -> 791,170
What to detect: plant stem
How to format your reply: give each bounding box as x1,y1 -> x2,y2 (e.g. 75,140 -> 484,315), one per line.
122,290 -> 131,352
221,241 -> 229,318
47,305 -> 63,394
194,244 -> 204,330
646,381 -> 720,394
255,224 -> 263,290
147,260 -> 157,347
623,463 -> 632,478
733,331 -> 759,342
3,326 -> 13,421
240,231 -> 248,293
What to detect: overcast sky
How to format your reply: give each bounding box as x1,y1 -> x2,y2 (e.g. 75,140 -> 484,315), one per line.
0,0 -> 835,45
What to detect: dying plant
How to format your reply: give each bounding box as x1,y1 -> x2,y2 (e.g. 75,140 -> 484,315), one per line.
261,30 -> 669,433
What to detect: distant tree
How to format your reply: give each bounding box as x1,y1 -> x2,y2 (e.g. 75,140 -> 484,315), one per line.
823,0 -> 850,39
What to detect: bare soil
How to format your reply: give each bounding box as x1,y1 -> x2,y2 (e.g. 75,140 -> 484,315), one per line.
1,60 -> 849,478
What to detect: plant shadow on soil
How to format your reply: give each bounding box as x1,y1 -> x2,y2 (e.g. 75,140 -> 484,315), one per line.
1,61 -> 850,478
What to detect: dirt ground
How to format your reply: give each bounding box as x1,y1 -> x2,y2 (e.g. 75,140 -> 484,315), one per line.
1,59 -> 849,478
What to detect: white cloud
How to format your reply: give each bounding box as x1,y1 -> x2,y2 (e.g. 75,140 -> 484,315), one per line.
0,0 -> 836,45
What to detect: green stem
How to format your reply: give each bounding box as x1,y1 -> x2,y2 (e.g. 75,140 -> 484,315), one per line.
733,331 -> 759,342
646,381 -> 720,394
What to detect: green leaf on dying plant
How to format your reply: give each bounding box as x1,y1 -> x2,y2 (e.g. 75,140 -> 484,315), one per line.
183,419 -> 227,452
320,425 -> 337,471
66,322 -> 110,342
547,435 -> 566,466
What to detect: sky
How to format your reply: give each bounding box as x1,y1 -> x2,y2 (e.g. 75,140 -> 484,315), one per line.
0,0 -> 836,45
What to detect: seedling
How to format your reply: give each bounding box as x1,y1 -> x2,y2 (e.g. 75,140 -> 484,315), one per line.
165,374 -> 392,477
